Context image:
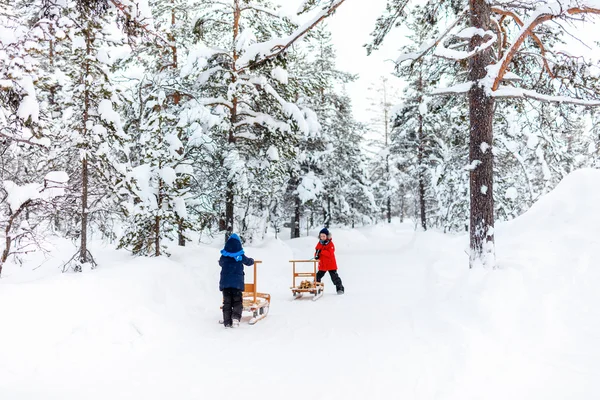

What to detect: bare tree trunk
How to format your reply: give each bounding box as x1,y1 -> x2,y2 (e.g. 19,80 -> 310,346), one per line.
154,215 -> 160,256
468,0 -> 495,268
418,177 -> 427,230
325,196 -> 332,228
292,192 -> 301,239
399,191 -> 405,223
386,179 -> 391,223
177,217 -> 185,246
154,177 -> 163,257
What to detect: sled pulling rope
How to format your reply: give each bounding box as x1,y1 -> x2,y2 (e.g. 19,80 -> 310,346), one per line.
289,259 -> 324,301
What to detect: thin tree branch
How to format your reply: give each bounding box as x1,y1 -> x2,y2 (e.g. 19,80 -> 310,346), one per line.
491,5 -> 600,91
396,8 -> 469,65
491,7 -> 554,79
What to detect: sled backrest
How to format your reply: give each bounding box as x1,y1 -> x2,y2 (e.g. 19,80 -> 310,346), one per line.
289,260 -> 318,288
243,261 -> 261,303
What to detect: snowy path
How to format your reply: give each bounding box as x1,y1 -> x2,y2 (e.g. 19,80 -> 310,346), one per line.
2,211 -> 600,399
0,226 -> 460,400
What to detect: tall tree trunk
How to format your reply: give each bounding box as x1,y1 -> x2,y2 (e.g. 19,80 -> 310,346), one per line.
79,27 -> 91,265
224,1 -> 241,242
468,0 -> 495,268
171,2 -> 186,247
384,78 -> 391,224
417,68 -> 427,231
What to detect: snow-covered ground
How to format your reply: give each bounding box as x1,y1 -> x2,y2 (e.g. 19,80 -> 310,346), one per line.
2,169 -> 600,399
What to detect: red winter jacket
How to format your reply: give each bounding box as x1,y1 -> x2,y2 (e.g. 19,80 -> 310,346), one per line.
315,240 -> 337,271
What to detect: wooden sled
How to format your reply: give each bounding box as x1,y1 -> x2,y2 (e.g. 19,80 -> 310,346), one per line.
220,260 -> 270,325
290,259 -> 324,301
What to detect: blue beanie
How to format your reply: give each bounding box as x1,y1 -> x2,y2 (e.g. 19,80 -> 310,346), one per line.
222,233 -> 244,260
319,228 -> 329,236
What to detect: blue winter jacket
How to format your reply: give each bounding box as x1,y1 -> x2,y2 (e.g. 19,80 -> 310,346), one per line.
219,234 -> 254,291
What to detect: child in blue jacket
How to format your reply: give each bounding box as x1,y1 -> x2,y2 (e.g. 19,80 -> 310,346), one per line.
219,233 -> 254,328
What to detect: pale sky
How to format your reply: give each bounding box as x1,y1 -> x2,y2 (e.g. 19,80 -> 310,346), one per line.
277,0 -> 406,133
321,0 -> 404,124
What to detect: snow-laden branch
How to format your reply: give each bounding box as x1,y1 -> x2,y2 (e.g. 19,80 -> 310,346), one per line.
108,0 -> 172,47
492,86 -> 600,106
434,29 -> 497,61
489,2 -> 600,91
241,3 -> 297,24
260,80 -> 320,136
431,82 -> 473,96
396,8 -> 468,64
235,111 -> 291,134
196,97 -> 233,109
236,0 -> 346,71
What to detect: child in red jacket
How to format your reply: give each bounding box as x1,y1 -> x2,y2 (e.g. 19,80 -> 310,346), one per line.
314,228 -> 344,294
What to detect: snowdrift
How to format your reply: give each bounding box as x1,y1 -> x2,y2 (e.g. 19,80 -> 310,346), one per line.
1,169 -> 600,399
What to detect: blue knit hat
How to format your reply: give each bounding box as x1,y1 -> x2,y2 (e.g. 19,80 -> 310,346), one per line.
319,228 -> 329,236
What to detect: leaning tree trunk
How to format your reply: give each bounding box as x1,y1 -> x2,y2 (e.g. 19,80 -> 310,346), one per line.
468,0 -> 495,268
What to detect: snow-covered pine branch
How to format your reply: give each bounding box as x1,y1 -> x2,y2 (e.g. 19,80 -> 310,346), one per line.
434,28 -> 497,61
236,0 -> 347,71
431,82 -> 474,96
492,87 -> 600,106
395,8 -> 468,64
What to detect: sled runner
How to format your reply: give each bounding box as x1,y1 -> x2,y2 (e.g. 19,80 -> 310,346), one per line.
289,259 -> 324,301
220,260 -> 270,325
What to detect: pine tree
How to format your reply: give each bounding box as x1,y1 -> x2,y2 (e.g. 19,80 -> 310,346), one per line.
321,93 -> 377,228
366,76 -> 400,224
371,0 -> 600,267
117,0 -> 216,255
34,0 -> 147,270
191,0 -> 343,241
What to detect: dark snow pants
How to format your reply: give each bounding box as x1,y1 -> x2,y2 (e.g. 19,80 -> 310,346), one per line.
222,288 -> 243,326
316,270 -> 344,291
